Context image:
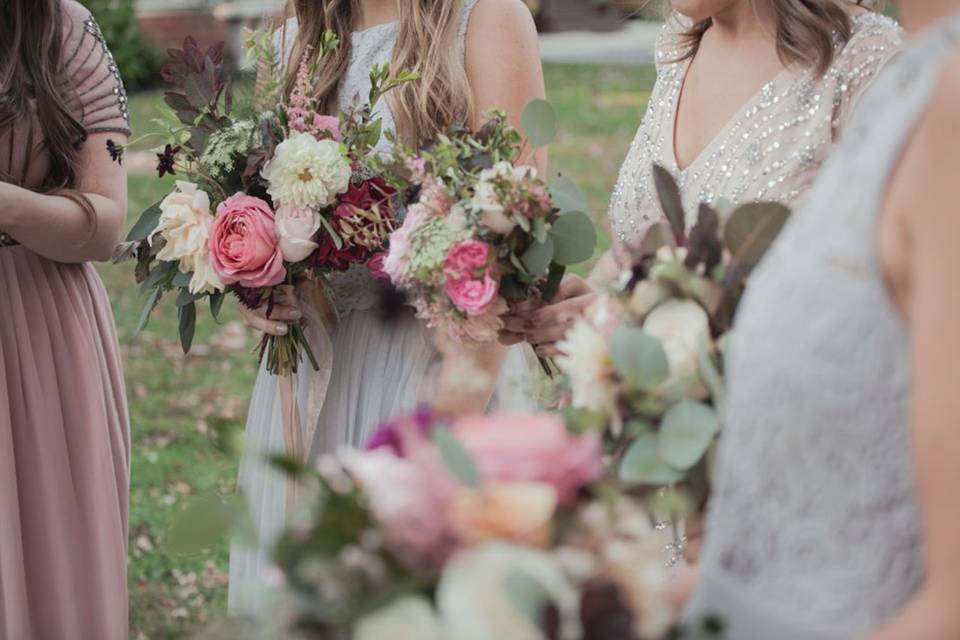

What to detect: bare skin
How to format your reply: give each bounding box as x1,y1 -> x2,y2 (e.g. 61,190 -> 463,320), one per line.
0,132 -> 128,263
242,0 -> 546,412
864,2 -> 960,638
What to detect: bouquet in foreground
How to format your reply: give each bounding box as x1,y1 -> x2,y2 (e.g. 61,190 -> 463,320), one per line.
382,101 -> 598,347
258,410 -> 723,640
557,165 -> 791,515
116,34 -> 416,375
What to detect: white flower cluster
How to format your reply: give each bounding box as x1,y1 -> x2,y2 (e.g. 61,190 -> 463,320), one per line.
198,120 -> 259,182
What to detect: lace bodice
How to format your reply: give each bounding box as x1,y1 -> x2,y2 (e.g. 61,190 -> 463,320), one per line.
280,2 -> 479,315
607,12 -> 902,246
687,13 -> 960,637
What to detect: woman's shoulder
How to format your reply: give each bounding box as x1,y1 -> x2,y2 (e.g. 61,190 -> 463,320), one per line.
835,10 -> 905,70
466,0 -> 536,36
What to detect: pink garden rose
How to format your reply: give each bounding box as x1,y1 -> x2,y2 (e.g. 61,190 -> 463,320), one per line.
444,240 -> 499,316
275,204 -> 321,263
446,275 -> 499,316
453,413 -> 604,505
208,193 -> 286,288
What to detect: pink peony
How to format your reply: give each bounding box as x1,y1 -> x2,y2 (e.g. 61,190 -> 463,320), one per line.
208,193 -> 286,288
446,275 -> 499,316
453,413 -> 604,505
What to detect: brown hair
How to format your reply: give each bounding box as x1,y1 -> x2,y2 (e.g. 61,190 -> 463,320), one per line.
0,0 -> 87,190
674,0 -> 873,76
282,0 -> 474,146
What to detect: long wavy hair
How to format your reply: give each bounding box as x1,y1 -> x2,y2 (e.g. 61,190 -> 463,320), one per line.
674,0 -> 875,76
0,0 -> 87,191
282,0 -> 474,146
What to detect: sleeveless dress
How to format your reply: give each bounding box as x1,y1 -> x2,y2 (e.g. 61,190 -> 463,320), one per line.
608,11 -> 902,247
229,0 -> 537,614
0,2 -> 131,638
682,12 -> 960,639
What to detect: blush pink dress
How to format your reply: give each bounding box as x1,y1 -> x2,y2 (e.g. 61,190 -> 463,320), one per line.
0,2 -> 131,638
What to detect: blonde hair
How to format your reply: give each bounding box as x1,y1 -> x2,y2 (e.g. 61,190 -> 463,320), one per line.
673,0 -> 878,76
283,0 -> 474,146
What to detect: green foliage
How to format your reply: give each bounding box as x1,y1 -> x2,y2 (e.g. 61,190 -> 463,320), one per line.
80,0 -> 163,92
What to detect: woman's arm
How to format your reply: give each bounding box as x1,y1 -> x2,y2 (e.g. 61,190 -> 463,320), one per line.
0,133 -> 128,264
867,53 -> 960,640
435,0 -> 546,412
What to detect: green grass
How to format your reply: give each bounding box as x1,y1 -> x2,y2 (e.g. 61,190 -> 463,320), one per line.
111,61 -> 654,639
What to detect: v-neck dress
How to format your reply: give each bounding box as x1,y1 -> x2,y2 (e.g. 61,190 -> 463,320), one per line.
0,2 -> 131,639
607,11 -> 903,246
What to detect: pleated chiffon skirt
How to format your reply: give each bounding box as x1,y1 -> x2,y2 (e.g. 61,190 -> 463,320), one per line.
0,247 -> 130,639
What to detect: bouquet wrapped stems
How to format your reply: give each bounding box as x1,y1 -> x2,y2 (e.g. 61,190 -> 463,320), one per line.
257,321 -> 320,377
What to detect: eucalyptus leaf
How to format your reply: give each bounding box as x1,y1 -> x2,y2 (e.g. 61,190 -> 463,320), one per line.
172,271 -> 192,289
637,222 -> 675,257
432,427 -> 480,488
619,433 -> 684,485
210,292 -> 225,322
723,202 -> 791,286
137,288 -> 161,333
610,326 -> 669,390
550,174 -> 588,213
178,301 -> 197,354
540,263 -> 566,303
652,164 -> 687,243
140,260 -> 176,295
549,211 -> 597,266
520,236 -> 555,279
532,216 -> 548,244
126,201 -> 163,242
521,98 -> 557,149
658,401 -> 720,471
698,340 -> 726,410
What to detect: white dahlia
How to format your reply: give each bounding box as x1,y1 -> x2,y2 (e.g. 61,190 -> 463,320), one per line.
556,316 -> 615,412
262,132 -> 351,209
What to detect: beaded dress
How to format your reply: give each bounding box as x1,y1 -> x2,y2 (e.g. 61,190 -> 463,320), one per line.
608,11 -> 903,246
0,2 -> 131,638
684,10 -> 960,638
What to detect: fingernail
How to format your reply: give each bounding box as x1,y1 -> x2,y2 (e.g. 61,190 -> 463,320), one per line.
291,310 -> 302,320
277,325 -> 288,335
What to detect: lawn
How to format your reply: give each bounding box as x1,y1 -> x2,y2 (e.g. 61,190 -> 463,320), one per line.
110,61 -> 655,639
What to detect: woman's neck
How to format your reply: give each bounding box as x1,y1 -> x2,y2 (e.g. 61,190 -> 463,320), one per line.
356,0 -> 399,31
707,0 -> 777,50
899,1 -> 960,35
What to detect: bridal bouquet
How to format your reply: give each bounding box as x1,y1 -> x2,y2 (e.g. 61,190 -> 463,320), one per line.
382,102 -> 598,344
260,410 -> 713,640
116,34 -> 416,375
557,165 -> 791,509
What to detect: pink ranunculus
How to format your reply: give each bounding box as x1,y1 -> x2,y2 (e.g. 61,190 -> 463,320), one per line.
453,413 -> 604,505
208,193 -> 286,288
446,275 -> 499,316
275,204 -> 321,263
367,252 -> 391,284
444,240 -> 490,281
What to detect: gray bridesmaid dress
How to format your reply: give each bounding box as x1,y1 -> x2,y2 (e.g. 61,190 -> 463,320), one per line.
684,10 -> 960,639
0,2 -> 131,638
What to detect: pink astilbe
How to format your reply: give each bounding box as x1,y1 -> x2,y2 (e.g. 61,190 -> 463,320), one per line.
286,50 -> 342,141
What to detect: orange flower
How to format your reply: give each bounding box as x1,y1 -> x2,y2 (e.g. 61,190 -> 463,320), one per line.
450,482 -> 557,547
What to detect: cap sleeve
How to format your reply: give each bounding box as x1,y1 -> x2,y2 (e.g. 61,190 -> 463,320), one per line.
832,13 -> 904,129
61,5 -> 131,137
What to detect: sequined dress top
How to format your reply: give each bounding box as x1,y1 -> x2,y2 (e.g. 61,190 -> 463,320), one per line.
607,12 -> 902,245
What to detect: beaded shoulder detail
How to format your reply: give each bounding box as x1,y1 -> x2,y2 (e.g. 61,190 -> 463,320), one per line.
62,10 -> 132,136
607,11 -> 903,245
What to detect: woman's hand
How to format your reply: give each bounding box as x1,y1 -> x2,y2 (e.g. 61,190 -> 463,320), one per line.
239,285 -> 303,337
523,275 -> 599,357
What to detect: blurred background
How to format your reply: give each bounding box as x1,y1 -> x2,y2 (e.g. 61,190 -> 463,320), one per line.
78,0 -> 663,637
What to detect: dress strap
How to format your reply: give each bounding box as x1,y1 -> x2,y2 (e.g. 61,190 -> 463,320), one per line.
458,0 -> 483,56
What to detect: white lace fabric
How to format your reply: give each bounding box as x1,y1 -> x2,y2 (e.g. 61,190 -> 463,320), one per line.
685,12 -> 960,638
607,12 -> 903,246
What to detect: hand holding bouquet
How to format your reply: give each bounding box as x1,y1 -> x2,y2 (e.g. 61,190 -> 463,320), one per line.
383,102 -> 598,348
557,165 -> 791,513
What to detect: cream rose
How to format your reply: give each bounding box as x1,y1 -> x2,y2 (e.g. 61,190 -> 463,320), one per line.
275,204 -> 321,262
151,181 -> 223,293
437,542 -> 581,640
642,299 -> 710,400
354,596 -> 446,640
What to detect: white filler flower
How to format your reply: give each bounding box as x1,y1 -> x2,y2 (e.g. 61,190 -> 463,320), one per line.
263,132 -> 351,209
